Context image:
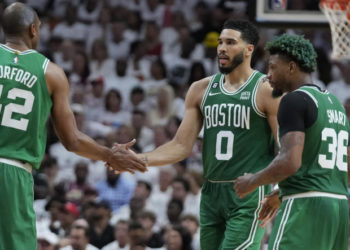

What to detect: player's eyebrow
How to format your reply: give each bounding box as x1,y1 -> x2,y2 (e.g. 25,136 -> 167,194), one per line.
218,37 -> 238,42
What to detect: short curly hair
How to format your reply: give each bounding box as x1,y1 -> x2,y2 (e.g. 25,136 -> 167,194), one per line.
265,34 -> 317,73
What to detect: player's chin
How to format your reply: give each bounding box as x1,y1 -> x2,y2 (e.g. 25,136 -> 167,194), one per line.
272,88 -> 283,98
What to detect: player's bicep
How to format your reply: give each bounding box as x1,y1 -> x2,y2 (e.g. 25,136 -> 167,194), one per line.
46,62 -> 79,147
173,83 -> 204,150
279,131 -> 305,171
256,79 -> 281,142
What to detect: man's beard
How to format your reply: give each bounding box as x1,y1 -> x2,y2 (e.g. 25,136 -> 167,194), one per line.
272,88 -> 283,98
218,50 -> 244,74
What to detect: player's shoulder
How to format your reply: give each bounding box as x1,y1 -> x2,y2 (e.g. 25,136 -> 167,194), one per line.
45,61 -> 65,77
186,76 -> 212,106
190,76 -> 212,90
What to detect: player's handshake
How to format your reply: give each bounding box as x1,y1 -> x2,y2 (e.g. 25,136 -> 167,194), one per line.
106,139 -> 148,174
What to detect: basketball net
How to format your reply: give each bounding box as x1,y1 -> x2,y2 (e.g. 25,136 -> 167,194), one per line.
320,0 -> 350,60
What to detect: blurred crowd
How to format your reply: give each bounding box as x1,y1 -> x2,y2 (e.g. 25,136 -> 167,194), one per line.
1,0 -> 350,249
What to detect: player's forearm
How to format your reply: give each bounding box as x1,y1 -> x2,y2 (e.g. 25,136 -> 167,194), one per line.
139,140 -> 191,166
65,131 -> 111,162
252,153 -> 298,187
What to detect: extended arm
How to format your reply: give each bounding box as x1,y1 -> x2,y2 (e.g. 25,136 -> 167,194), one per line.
234,91 -> 313,197
234,131 -> 304,197
138,79 -> 208,166
46,62 -> 146,173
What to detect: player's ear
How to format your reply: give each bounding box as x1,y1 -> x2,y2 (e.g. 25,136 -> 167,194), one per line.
288,61 -> 297,73
29,23 -> 36,38
245,44 -> 254,57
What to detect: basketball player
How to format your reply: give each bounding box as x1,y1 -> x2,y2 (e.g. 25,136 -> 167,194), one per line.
234,34 -> 350,250
0,3 -> 146,250
134,19 -> 281,249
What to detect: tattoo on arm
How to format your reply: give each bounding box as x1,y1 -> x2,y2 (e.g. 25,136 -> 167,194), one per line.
141,155 -> 148,166
253,132 -> 305,186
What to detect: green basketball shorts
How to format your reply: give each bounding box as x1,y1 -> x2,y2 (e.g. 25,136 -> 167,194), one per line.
268,191 -> 349,250
0,161 -> 36,250
200,180 -> 270,250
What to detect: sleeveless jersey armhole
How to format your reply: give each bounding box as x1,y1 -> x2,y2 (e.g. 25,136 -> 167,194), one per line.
200,74 -> 219,112
251,75 -> 267,118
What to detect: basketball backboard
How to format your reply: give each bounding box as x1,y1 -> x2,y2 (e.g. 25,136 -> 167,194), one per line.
254,0 -> 328,24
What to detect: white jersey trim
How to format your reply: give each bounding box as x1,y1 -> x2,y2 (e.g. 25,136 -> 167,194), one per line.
220,70 -> 257,95
200,75 -> 216,112
251,75 -> 267,118
295,89 -> 319,108
0,157 -> 32,173
282,191 -> 347,201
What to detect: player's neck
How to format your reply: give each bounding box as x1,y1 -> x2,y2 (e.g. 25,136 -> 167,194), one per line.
224,65 -> 254,87
5,38 -> 32,51
290,73 -> 313,91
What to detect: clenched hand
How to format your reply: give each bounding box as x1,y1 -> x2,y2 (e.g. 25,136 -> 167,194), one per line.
106,139 -> 147,174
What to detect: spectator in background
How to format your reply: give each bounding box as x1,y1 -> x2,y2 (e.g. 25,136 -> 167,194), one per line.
143,125 -> 171,154
137,210 -> 164,248
84,77 -> 106,122
60,224 -> 98,250
128,87 -> 152,112
89,39 -> 115,78
127,221 -> 149,250
166,116 -> 181,139
86,7 -> 112,53
125,11 -> 143,42
87,137 -> 110,186
104,58 -> 140,110
111,180 -> 152,224
69,51 -> 91,93
58,202 -> 80,237
144,21 -> 163,57
102,220 -> 130,250
183,171 -> 202,217
167,199 -> 184,225
147,166 -> 175,228
37,228 -> 59,250
40,156 -> 59,197
327,61 -> 350,104
52,5 -> 87,42
201,31 -> 219,75
141,0 -> 165,26
65,161 -> 93,205
41,197 -> 66,236
147,85 -> 176,126
77,0 -> 103,24
164,225 -> 192,250
88,200 -> 114,249
127,40 -> 151,81
95,169 -> 135,213
143,58 -> 169,96
131,110 -> 154,151
53,39 -> 75,74
171,177 -> 190,205
187,62 -> 206,87
180,215 -> 200,250
100,89 -> 131,127
107,20 -> 131,60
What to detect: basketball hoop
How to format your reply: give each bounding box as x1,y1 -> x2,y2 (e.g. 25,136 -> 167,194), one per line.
320,0 -> 350,60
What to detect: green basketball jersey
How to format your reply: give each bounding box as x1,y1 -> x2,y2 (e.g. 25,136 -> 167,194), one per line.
0,44 -> 52,169
201,71 -> 275,180
279,85 -> 350,197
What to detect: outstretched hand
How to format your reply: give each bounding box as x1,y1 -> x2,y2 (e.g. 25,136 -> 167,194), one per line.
106,139 -> 147,174
258,189 -> 281,228
233,173 -> 257,198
